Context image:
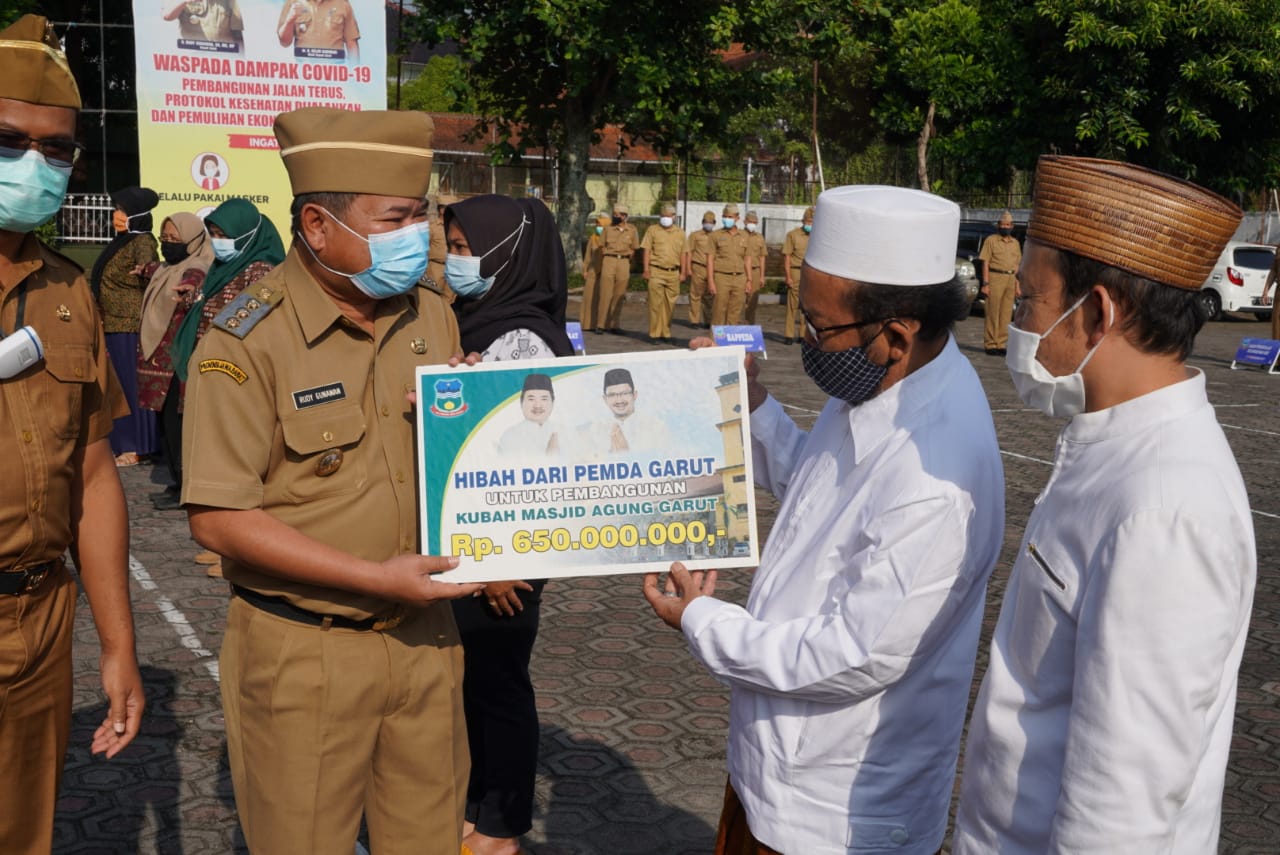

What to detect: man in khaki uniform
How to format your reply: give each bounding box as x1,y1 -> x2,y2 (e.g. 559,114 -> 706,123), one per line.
978,210 -> 1022,354
779,206 -> 813,343
182,107 -> 483,855
683,210 -> 716,328
600,202 -> 639,333
641,202 -> 684,344
742,211 -> 768,325
164,0 -> 244,48
277,0 -> 360,62
708,202 -> 752,325
0,17 -> 145,853
580,213 -> 610,332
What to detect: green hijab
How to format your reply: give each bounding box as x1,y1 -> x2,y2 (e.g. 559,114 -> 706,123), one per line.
171,198 -> 284,380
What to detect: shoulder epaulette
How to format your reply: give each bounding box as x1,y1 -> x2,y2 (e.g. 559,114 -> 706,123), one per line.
212,283 -> 284,338
416,273 -> 446,297
38,241 -> 85,273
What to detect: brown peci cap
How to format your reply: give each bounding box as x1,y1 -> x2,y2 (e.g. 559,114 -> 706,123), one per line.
1027,155 -> 1242,290
613,202 -> 629,215
702,211 -> 716,224
744,211 -> 759,222
661,202 -> 676,215
0,15 -> 81,109
723,202 -> 740,217
274,107 -> 434,198
802,206 -> 815,221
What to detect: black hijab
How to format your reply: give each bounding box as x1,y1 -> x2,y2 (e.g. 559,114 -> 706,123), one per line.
90,185 -> 159,298
445,195 -> 573,357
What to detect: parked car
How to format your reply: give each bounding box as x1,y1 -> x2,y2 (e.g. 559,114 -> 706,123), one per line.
956,220 -> 1027,311
1198,241 -> 1275,321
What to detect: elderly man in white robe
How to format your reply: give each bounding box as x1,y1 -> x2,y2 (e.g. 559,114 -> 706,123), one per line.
644,186 -> 1005,855
953,156 -> 1257,854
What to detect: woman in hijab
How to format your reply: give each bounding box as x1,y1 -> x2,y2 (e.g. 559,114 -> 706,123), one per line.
164,199 -> 284,499
93,185 -> 159,466
444,194 -> 572,855
136,212 -> 214,504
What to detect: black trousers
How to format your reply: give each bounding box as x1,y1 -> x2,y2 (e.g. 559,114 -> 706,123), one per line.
160,375 -> 183,488
451,579 -> 546,838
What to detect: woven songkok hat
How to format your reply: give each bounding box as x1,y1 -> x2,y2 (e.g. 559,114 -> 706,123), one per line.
805,185 -> 959,286
274,108 -> 434,198
0,15 -> 81,109
1027,155 -> 1242,291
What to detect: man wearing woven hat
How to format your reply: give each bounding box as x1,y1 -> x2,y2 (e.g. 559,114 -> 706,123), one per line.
641,202 -> 684,344
600,202 -> 638,333
779,206 -> 814,343
954,156 -> 1257,855
977,210 -> 1022,354
644,185 -> 1004,855
0,15 -> 145,853
181,106 -> 483,854
682,209 -> 717,328
708,202 -> 752,325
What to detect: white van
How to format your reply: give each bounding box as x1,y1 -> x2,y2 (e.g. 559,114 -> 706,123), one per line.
1199,241 -> 1275,320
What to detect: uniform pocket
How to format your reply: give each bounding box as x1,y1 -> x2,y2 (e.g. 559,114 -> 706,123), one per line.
41,344 -> 93,439
279,403 -> 367,502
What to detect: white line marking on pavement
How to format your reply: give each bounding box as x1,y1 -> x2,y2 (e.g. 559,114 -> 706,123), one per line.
991,407 -> 1041,413
1212,403 -> 1262,408
1000,450 -> 1054,466
1220,423 -> 1280,438
1255,509 -> 1280,520
128,554 -> 219,683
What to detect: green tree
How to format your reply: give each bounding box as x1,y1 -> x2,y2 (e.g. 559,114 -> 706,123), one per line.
405,1 -> 758,267
387,54 -> 474,113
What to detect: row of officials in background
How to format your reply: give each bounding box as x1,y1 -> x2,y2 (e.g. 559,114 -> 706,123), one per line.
579,201 -> 814,346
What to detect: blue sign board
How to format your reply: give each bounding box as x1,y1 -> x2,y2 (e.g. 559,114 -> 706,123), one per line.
565,322 -> 585,354
1231,338 -> 1280,374
712,325 -> 766,355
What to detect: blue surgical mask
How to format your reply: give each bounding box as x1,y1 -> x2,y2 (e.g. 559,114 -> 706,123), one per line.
722,217 -> 736,229
0,150 -> 71,233
702,222 -> 714,232
307,209 -> 430,299
800,327 -> 890,405
802,224 -> 812,234
594,225 -> 603,235
210,216 -> 262,264
445,216 -> 527,300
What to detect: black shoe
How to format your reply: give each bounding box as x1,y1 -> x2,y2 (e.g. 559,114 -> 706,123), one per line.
984,347 -> 1007,356
784,337 -> 795,345
151,491 -> 182,510
647,336 -> 660,345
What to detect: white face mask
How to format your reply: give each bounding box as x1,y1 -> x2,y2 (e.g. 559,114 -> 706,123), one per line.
659,216 -> 674,228
1005,293 -> 1110,419
745,222 -> 758,233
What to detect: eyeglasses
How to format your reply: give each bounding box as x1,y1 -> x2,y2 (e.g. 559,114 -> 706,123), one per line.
0,130 -> 83,168
801,309 -> 895,342
604,390 -> 634,400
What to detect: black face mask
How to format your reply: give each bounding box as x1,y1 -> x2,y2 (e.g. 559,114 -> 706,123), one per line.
611,216 -> 623,226
160,240 -> 190,265
998,226 -> 1013,236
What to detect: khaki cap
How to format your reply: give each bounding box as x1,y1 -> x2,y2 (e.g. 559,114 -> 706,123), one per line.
0,15 -> 81,109
613,202 -> 629,215
997,210 -> 1014,226
702,211 -> 716,223
745,211 -> 759,222
274,107 -> 434,198
661,202 -> 676,215
1027,155 -> 1242,291
723,203 -> 740,216
802,206 -> 815,221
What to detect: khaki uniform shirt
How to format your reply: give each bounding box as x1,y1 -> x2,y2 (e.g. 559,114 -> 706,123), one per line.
685,229 -> 715,266
978,233 -> 1021,277
181,250 -> 460,620
0,236 -> 127,569
711,228 -> 750,275
601,223 -> 639,258
746,232 -> 767,278
783,227 -> 810,274
279,0 -> 358,50
641,225 -> 684,270
582,232 -> 604,272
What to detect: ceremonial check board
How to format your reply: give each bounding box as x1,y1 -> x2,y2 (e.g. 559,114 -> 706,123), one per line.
415,348 -> 760,582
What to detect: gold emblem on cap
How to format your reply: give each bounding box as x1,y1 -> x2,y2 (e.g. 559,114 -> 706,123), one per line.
315,448 -> 343,477
56,304 -> 71,321
410,338 -> 427,354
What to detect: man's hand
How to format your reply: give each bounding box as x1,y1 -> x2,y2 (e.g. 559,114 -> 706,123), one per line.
708,279 -> 717,297
980,283 -> 989,297
447,351 -> 483,367
91,651 -> 144,759
380,554 -> 484,606
643,562 -> 717,630
689,339 -> 767,409
478,580 -> 535,617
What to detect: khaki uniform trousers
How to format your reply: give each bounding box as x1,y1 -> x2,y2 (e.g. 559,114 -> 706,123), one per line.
647,268 -> 680,338
983,271 -> 1018,350
688,262 -> 711,326
580,265 -> 607,331
0,565 -> 75,855
783,273 -> 801,339
221,595 -> 468,855
600,255 -> 632,330
712,272 -> 747,326
743,288 -> 761,325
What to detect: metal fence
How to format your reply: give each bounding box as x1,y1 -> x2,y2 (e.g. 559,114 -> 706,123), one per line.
58,194 -> 114,243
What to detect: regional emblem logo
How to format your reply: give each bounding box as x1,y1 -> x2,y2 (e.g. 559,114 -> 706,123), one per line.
430,378 -> 468,417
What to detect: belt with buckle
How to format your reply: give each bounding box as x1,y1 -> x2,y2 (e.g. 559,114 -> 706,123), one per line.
233,584 -> 405,632
989,267 -> 1016,275
691,260 -> 707,267
605,253 -> 631,259
0,558 -> 61,596
718,270 -> 745,277
651,264 -> 678,271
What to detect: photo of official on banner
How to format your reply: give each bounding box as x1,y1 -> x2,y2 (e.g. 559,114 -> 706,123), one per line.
417,348 -> 759,583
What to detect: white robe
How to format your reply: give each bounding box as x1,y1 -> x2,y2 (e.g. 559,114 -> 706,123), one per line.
681,336 -> 1004,854
954,370 -> 1256,854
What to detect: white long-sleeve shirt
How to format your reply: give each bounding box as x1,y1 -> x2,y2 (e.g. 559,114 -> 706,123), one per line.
681,336 -> 1004,854
954,370 -> 1256,855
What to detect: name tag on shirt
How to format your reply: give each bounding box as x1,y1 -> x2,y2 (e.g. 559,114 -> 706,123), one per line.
292,381 -> 347,409
713,325 -> 766,356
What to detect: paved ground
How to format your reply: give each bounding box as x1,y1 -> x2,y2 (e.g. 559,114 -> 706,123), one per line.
53,298 -> 1279,853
